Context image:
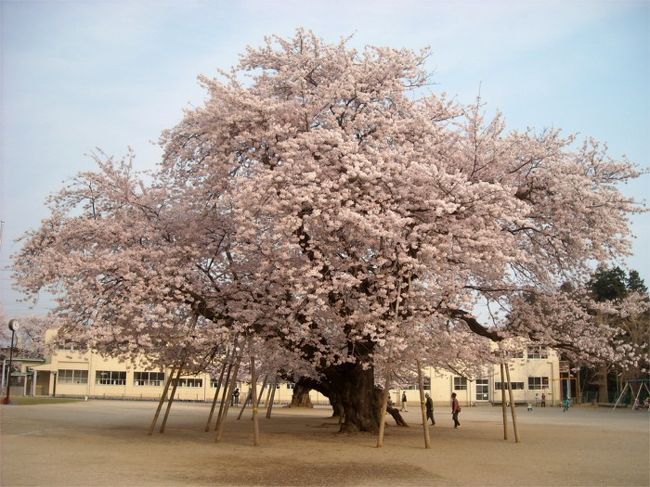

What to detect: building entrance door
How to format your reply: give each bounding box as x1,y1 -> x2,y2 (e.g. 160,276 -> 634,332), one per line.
476,379 -> 489,401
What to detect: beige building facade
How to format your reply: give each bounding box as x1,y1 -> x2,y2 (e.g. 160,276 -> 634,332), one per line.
31,343 -> 560,407
395,347 -> 561,407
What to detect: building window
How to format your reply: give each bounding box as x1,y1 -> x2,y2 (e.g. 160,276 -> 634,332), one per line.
210,379 -> 221,388
404,377 -> 431,390
96,371 -> 126,385
495,381 -> 525,390
58,369 -> 88,384
453,377 -> 467,390
528,376 -> 549,390
527,347 -> 548,359
134,371 -> 165,386
505,350 -> 524,359
172,378 -> 203,388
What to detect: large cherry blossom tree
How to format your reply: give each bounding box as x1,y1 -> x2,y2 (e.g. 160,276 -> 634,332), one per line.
14,30 -> 643,432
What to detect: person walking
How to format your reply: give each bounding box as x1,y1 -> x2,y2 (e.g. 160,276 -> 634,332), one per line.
401,391 -> 408,412
232,387 -> 240,406
541,392 -> 546,407
425,393 -> 435,425
451,392 -> 461,428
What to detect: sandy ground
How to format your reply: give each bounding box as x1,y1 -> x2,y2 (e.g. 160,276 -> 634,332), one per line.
1,400 -> 648,487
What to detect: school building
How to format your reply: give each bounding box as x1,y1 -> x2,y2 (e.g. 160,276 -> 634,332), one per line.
24,333 -> 561,407
395,347 -> 562,407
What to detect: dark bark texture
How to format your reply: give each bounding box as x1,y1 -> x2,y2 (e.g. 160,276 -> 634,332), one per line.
289,380 -> 314,408
386,405 -> 408,427
322,361 -> 383,433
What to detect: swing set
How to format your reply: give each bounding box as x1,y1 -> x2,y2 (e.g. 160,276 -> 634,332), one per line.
612,379 -> 650,410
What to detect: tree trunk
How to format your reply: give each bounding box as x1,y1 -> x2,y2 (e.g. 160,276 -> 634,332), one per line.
292,352 -> 384,433
597,366 -> 609,403
330,397 -> 344,418
289,379 -> 313,408
323,361 -> 383,433
385,405 -> 408,427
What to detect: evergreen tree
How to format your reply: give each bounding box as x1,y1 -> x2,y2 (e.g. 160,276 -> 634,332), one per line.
589,266 -> 628,301
626,270 -> 648,295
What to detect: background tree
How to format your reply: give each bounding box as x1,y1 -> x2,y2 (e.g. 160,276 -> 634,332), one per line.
627,270 -> 648,294
580,267 -> 649,402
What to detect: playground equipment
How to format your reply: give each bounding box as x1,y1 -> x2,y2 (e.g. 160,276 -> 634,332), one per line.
612,379 -> 650,410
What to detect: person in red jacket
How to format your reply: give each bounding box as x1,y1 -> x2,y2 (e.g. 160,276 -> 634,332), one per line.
451,392 -> 461,429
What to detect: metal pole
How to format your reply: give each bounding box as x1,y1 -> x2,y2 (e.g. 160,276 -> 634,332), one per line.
566,373 -> 571,401
1,359 -> 6,391
2,329 -> 16,404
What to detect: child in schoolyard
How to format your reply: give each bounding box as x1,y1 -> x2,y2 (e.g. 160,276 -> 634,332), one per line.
451,392 -> 461,428
562,397 -> 570,412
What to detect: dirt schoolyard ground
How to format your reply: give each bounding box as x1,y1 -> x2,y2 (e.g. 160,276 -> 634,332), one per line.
1,400 -> 648,486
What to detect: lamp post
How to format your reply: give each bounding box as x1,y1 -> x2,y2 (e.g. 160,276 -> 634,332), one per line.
2,319 -> 20,405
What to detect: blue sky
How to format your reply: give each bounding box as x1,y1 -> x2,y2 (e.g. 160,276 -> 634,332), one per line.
1,0 -> 648,317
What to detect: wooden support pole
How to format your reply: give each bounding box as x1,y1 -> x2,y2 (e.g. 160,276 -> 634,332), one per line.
250,344 -> 260,446
266,376 -> 277,419
377,277 -> 402,448
160,364 -> 183,434
147,365 -> 176,436
416,360 -> 431,449
500,361 -> 508,440
251,376 -> 269,421
215,354 -> 242,442
237,391 -> 252,420
376,371 -> 391,448
214,351 -> 236,430
204,348 -> 230,432
256,375 -> 269,408
263,375 -> 274,408
504,362 -> 520,443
